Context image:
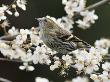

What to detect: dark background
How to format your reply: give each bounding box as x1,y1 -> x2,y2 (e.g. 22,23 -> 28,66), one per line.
0,0 -> 110,82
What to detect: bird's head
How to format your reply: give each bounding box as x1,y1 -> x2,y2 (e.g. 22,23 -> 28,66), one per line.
36,17 -> 58,32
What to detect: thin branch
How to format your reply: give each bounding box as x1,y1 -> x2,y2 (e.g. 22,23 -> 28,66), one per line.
6,0 -> 17,11
74,0 -> 110,19
85,0 -> 110,11
103,55 -> 110,60
0,58 -> 22,63
0,35 -> 17,41
0,77 -> 12,82
3,27 -> 8,35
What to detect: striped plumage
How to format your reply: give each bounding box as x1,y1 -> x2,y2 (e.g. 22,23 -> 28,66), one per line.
37,17 -> 91,54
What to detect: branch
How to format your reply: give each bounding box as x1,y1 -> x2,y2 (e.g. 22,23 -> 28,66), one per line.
0,58 -> 22,63
0,54 -> 110,63
74,0 -> 110,19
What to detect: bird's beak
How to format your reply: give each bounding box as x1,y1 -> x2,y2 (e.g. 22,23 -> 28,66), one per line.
36,17 -> 45,22
35,18 -> 41,22
35,17 -> 46,29
35,18 -> 43,27
36,18 -> 41,22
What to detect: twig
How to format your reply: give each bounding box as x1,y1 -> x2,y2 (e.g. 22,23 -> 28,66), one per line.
0,58 -> 22,63
103,55 -> 110,60
6,0 -> 17,11
85,0 -> 110,11
0,35 -> 17,41
3,27 -> 8,35
0,77 -> 12,82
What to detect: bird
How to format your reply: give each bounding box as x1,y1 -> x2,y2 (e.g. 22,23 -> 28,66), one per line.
37,17 -> 91,54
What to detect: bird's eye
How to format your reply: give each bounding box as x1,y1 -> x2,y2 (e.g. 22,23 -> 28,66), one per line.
44,19 -> 47,22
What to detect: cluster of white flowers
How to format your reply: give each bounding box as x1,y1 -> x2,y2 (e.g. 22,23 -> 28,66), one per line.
19,62 -> 35,71
0,0 -> 27,34
0,27 -> 57,71
50,54 -> 73,72
0,0 -> 26,20
76,10 -> 98,29
50,56 -> 61,71
90,71 -> 110,82
11,0 -> 27,17
90,62 -> 110,82
0,5 -> 7,21
57,16 -> 74,32
95,38 -> 110,49
90,39 -> 110,82
71,47 -> 105,74
62,55 -> 73,66
62,0 -> 98,29
2,26 -> 109,74
63,0 -> 86,17
32,45 -> 54,65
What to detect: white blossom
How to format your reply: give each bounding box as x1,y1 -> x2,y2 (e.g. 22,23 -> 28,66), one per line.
6,10 -> 13,15
102,62 -> 110,71
91,71 -> 110,82
57,16 -> 74,32
0,42 -> 10,49
14,11 -> 19,17
72,77 -> 88,82
50,61 -> 61,71
35,77 -> 49,82
21,49 -> 33,62
8,26 -> 18,36
32,45 -> 52,65
62,55 -> 73,66
0,5 -> 8,21
17,0 -> 27,11
95,38 -> 110,49
76,19 -> 90,28
19,63 -> 35,71
90,74 -> 98,80
62,0 -> 68,5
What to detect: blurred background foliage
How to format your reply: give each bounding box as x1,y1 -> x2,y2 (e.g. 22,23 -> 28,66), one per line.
0,0 -> 110,82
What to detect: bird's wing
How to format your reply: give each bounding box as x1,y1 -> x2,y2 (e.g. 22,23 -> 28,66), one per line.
55,28 -> 91,48
55,27 -> 71,40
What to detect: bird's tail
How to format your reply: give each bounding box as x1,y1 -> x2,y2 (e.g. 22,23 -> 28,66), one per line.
72,36 -> 92,51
